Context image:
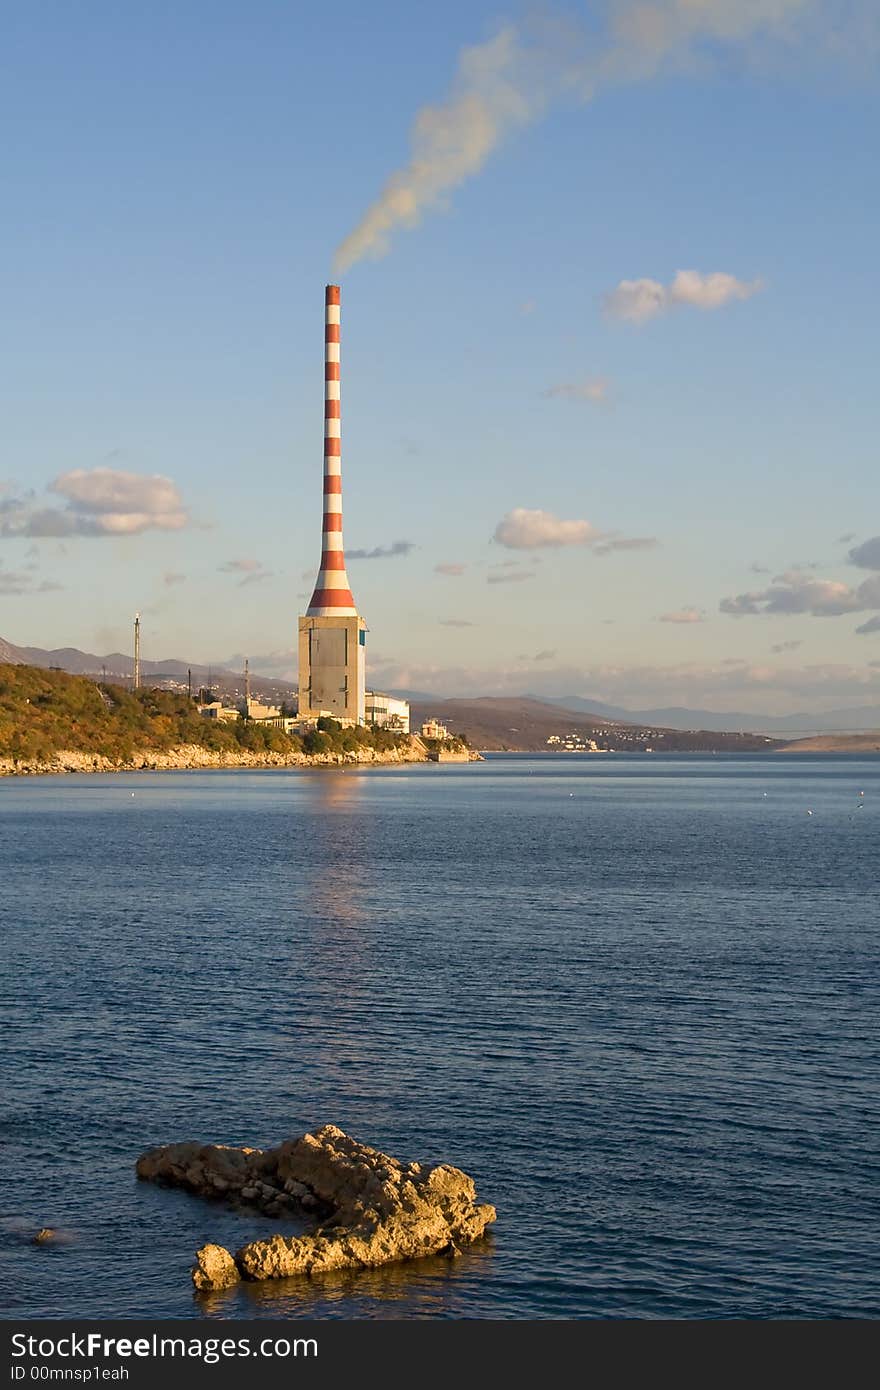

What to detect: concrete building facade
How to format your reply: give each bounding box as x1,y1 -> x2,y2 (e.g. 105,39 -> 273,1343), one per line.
297,615 -> 366,723
365,691 -> 410,733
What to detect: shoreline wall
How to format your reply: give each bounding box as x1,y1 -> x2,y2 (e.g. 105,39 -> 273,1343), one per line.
0,742 -> 425,778
0,738 -> 483,778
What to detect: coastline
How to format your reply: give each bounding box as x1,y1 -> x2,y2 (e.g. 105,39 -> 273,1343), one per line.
0,738 -> 484,778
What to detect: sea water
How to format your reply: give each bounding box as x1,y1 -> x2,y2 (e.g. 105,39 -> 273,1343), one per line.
1,754 -> 878,1319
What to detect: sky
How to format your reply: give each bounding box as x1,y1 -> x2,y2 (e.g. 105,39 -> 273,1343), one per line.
1,0 -> 879,713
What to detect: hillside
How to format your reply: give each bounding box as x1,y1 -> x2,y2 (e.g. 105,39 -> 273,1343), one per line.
0,664 -> 408,771
779,732 -> 880,753
408,696 -> 779,753
0,635 -> 291,703
544,693 -> 880,735
6,635 -> 876,739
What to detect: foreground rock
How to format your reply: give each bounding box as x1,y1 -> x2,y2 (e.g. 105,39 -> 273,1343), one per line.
136,1124 -> 495,1290
192,1244 -> 241,1291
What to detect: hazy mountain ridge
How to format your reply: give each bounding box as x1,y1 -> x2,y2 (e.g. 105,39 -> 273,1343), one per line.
407,696 -> 778,753
0,636 -> 291,700
539,694 -> 880,735
3,638 -> 877,736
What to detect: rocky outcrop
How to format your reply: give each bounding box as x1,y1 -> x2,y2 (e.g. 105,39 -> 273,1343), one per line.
0,740 -> 431,778
192,1244 -> 240,1292
136,1124 -> 495,1290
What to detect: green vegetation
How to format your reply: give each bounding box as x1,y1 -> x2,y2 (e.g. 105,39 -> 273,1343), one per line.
0,665 -> 409,767
419,734 -> 469,755
305,715 -> 407,757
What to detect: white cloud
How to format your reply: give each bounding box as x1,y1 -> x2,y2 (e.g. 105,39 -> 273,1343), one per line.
493,509 -> 658,555
51,468 -> 186,526
494,508 -> 599,549
603,278 -> 668,323
721,569 -> 880,617
435,562 -> 466,576
669,269 -> 764,310
0,468 -> 189,538
163,571 -> 186,586
658,607 -> 706,624
439,619 -> 474,627
770,639 -> 803,653
604,270 -> 763,322
543,377 -> 609,403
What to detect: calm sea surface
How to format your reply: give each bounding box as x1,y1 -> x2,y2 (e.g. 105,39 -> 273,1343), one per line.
1,753 -> 878,1320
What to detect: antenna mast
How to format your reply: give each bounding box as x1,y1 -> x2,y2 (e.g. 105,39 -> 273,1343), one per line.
133,613 -> 141,691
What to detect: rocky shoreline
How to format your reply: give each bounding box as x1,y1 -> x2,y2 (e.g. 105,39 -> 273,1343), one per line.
136,1124 -> 496,1290
0,739 -> 484,778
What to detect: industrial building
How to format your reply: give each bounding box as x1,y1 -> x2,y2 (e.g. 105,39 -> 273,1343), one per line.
194,286 -> 411,736
297,285 -> 367,725
364,691 -> 410,733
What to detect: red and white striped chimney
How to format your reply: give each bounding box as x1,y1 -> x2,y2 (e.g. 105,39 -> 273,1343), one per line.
306,284 -> 358,617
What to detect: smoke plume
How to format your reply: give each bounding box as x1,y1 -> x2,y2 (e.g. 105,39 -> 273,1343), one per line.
334,1 -> 855,272
334,27 -> 549,273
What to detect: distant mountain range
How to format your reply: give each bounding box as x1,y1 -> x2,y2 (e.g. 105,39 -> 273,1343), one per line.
2,637 -> 877,734
536,694 -> 880,735
405,696 -> 776,752
0,636 -> 291,701
387,687 -> 880,735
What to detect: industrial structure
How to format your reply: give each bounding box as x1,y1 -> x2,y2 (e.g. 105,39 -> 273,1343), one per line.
133,613 -> 141,691
364,691 -> 410,734
191,286 -> 409,735
297,284 -> 367,725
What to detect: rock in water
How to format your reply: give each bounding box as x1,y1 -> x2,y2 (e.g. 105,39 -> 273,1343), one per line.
192,1243 -> 241,1291
136,1124 -> 496,1289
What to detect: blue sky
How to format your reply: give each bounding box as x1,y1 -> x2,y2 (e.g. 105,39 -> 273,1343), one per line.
2,1 -> 879,712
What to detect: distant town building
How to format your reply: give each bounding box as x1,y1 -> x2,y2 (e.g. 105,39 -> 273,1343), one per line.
365,691 -> 410,734
241,697 -> 282,722
420,718 -> 449,741
197,701 -> 240,723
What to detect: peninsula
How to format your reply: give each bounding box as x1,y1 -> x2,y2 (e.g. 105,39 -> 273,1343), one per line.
0,664 -> 471,776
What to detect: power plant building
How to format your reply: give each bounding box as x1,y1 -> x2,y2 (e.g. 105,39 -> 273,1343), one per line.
364,691 -> 410,734
297,285 -> 367,724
